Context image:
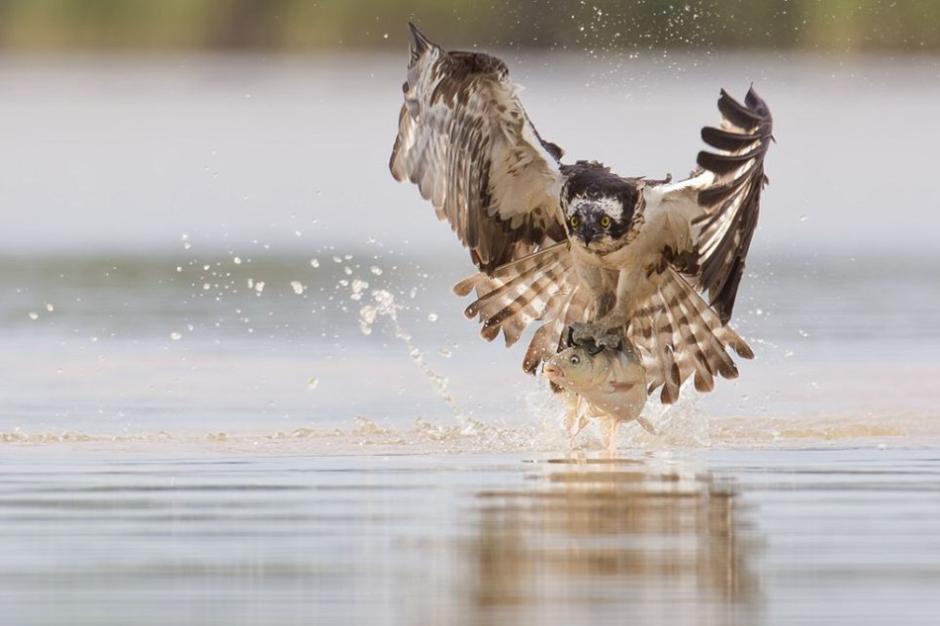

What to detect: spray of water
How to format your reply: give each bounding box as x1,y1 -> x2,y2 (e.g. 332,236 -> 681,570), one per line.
358,289 -> 465,421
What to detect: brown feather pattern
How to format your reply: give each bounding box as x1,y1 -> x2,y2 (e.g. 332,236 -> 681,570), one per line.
453,243 -> 595,373
390,25 -> 566,273
626,268 -> 752,404
397,32 -> 768,404
693,87 -> 773,324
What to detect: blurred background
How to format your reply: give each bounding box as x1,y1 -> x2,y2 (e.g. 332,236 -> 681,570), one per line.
1,0 -> 938,437
0,0 -> 937,51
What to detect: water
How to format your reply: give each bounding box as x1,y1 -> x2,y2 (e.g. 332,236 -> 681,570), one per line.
4,448 -> 940,626
2,52 -> 940,624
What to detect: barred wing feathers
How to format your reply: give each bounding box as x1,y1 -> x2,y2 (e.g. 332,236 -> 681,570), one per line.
457,253 -> 752,403
649,87 -> 773,324
626,268 -> 751,403
390,24 -> 566,273
453,243 -> 595,374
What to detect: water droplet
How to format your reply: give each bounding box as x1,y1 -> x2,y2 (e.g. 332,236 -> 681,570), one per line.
427,313 -> 438,322
369,265 -> 383,276
310,258 -> 320,268
290,281 -> 305,295
45,303 -> 54,312
170,332 -> 182,341
27,312 -> 38,320
233,257 -> 242,265
254,281 -> 265,293
350,279 -> 369,301
307,377 -> 319,391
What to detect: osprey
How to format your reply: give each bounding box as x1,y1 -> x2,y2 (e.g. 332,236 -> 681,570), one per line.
390,24 -> 773,403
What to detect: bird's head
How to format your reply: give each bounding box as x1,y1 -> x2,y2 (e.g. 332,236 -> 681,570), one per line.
565,194 -> 639,252
562,163 -> 643,253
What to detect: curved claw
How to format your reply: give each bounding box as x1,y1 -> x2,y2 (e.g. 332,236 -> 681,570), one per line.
567,322 -> 621,354
595,332 -> 623,352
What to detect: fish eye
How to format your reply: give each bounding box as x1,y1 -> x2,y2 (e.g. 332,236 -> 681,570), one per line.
569,215 -> 580,229
569,355 -> 580,365
600,215 -> 611,229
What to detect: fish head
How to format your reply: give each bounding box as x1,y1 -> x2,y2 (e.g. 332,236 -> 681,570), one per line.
543,346 -> 607,391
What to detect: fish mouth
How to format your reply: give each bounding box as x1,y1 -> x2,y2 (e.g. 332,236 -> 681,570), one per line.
542,363 -> 563,380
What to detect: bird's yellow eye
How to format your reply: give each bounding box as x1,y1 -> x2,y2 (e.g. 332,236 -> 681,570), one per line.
600,215 -> 612,229
569,215 -> 580,229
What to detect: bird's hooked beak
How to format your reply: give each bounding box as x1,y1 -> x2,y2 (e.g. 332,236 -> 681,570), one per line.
580,227 -> 597,246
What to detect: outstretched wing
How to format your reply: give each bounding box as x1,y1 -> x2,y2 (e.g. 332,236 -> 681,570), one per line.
390,23 -> 566,273
644,87 -> 773,323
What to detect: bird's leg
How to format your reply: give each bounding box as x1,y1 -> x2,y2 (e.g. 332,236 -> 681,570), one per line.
570,268 -> 645,350
569,291 -> 624,351
563,394 -> 590,450
569,315 -> 625,352
600,419 -> 621,454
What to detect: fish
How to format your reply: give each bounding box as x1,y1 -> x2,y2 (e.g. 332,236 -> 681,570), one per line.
542,340 -> 657,450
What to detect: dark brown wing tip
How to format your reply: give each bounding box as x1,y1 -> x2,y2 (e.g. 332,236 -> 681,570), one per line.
744,85 -> 771,119
693,373 -> 715,393
716,88 -> 765,130
480,322 -> 500,342
452,276 -> 477,297
735,342 -> 755,360
541,140 -> 564,161
408,22 -> 434,54
700,126 -> 759,152
696,149 -> 760,175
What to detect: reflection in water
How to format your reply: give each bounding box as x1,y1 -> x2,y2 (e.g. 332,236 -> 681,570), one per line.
463,456 -> 757,626
7,450 -> 940,625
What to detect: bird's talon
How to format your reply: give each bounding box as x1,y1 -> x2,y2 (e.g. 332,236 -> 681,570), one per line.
596,332 -> 622,351
567,322 -> 620,354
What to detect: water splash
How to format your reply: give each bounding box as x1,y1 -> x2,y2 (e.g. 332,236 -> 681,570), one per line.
629,392 -> 712,448
358,289 -> 464,420
0,411 -> 920,453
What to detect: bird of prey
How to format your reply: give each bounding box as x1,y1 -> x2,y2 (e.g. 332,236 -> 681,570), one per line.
390,23 -> 773,403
